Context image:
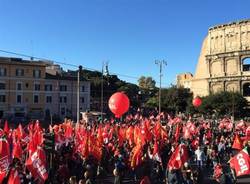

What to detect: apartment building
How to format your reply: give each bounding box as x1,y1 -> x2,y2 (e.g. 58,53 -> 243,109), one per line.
0,57 -> 90,121
45,71 -> 90,120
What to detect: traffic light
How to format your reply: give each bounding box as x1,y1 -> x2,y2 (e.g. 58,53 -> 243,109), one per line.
43,133 -> 55,152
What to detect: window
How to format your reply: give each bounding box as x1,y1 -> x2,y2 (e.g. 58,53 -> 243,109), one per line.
0,95 -> 5,103
59,96 -> 67,103
16,69 -> 24,76
0,68 -> 6,76
46,96 -> 52,103
17,95 -> 22,103
45,84 -> 52,91
17,83 -> 22,90
0,83 -> 5,90
61,107 -> 65,115
243,58 -> 250,71
34,95 -> 39,103
34,84 -> 40,91
243,83 -> 250,97
81,97 -> 85,103
60,85 -> 67,91
82,85 -> 85,92
33,70 -> 41,78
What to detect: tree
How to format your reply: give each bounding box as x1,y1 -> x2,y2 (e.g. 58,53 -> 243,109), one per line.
138,76 -> 156,89
195,91 -> 248,118
117,83 -> 140,107
146,85 -> 192,113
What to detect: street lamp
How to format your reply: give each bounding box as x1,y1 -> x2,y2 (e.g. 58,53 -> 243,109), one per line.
155,60 -> 167,115
101,61 -> 108,123
77,65 -> 82,123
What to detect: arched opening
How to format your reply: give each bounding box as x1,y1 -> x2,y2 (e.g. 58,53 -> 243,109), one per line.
243,83 -> 250,96
242,58 -> 250,71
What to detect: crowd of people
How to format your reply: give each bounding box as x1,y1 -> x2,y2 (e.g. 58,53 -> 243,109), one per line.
0,111 -> 250,184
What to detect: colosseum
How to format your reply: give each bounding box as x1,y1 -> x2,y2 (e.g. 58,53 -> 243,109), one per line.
177,19 -> 250,101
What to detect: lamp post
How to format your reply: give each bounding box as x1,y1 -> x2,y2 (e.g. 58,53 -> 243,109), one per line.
77,65 -> 82,123
101,62 -> 108,123
155,60 -> 167,115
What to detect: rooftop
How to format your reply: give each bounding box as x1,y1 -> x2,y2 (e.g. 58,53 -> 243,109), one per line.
0,56 -> 49,66
209,18 -> 250,31
45,71 -> 88,81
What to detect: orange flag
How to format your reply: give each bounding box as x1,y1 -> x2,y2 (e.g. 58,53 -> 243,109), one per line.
232,134 -> 243,150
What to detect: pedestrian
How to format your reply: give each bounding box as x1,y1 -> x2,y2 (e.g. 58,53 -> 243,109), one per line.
181,162 -> 193,184
195,146 -> 205,168
69,176 -> 78,184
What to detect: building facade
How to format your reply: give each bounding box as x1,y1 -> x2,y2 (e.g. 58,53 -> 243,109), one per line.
176,73 -> 193,89
0,57 -> 90,121
178,19 -> 250,101
45,72 -> 90,120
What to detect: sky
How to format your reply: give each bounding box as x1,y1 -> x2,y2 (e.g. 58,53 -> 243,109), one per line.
0,0 -> 250,87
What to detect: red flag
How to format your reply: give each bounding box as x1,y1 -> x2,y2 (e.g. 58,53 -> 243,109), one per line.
174,124 -> 181,142
213,163 -> 223,180
206,129 -> 212,140
34,120 -> 42,132
16,124 -> 27,141
167,144 -> 188,170
0,172 -> 5,183
34,130 -> 43,148
229,148 -> 250,177
4,120 -> 9,135
0,138 -> 10,178
153,122 -> 162,140
183,127 -> 191,140
246,126 -> 250,138
64,122 -> 73,139
232,134 -> 243,150
12,140 -> 23,160
236,120 -> 246,130
153,142 -> 162,163
25,147 -> 48,182
8,168 -> 21,184
118,128 -> 126,146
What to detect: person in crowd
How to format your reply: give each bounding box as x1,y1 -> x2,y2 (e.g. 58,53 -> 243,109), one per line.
0,113 -> 250,184
194,146 -> 205,168
84,171 -> 95,184
181,162 -> 193,184
69,176 -> 78,184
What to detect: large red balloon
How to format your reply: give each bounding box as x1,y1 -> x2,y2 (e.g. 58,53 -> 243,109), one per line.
108,92 -> 130,118
193,97 -> 202,107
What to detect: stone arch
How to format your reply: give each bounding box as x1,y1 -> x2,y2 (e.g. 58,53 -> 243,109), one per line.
225,58 -> 237,75
210,59 -> 222,77
225,82 -> 237,92
243,82 -> 250,97
211,83 -> 223,93
242,57 -> 250,71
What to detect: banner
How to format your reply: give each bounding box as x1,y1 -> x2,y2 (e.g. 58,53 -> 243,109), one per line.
26,148 -> 48,182
230,148 -> 250,177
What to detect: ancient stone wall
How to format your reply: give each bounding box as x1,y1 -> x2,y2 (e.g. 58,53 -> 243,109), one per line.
191,19 -> 250,98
